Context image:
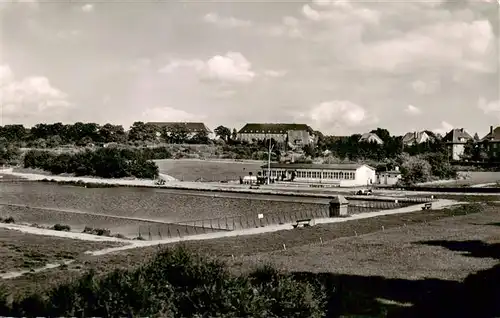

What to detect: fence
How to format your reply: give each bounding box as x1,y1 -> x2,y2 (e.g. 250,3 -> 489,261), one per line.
136,197 -> 433,240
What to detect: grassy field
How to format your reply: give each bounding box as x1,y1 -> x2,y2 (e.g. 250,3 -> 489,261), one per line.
3,200 -> 497,298
429,171 -> 500,187
0,229 -> 123,274
155,159 -> 263,182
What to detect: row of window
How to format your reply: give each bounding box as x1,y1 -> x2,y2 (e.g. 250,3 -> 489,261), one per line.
265,170 -> 356,180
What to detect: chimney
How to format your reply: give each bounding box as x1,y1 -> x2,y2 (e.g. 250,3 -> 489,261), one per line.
490,126 -> 493,135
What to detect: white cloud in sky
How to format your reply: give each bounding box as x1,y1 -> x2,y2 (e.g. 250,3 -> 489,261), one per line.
406,104 -> 422,115
81,4 -> 94,13
411,79 -> 441,95
434,121 -> 454,136
203,13 -> 252,28
159,52 -> 256,83
294,100 -> 378,134
478,97 -> 500,119
141,106 -> 201,122
263,70 -> 287,78
0,64 -> 72,125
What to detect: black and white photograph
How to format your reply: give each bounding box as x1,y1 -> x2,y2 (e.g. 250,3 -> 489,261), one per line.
0,0 -> 499,316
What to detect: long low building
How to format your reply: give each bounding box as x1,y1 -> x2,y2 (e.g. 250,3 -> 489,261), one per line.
261,163 -> 376,187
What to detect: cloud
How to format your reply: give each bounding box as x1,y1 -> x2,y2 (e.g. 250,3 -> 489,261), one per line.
271,1 -> 495,76
293,100 -> 378,134
263,70 -> 287,78
81,4 -> 94,13
411,79 -> 441,95
203,13 -> 252,28
434,121 -> 454,136
0,64 -> 72,125
141,106 -> 201,122
478,97 -> 500,119
127,58 -> 152,73
159,52 -> 256,84
406,104 -> 422,115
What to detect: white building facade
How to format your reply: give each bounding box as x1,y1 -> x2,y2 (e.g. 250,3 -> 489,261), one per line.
261,163 -> 376,187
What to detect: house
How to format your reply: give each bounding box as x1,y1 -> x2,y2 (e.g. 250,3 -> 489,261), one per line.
402,131 -> 434,146
377,167 -> 402,186
147,122 -> 212,138
260,163 -> 376,187
359,133 -> 384,145
237,123 -> 315,146
442,128 -> 474,160
479,126 -> 500,160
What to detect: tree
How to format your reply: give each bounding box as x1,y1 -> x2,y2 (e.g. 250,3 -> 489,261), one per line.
231,129 -> 238,141
129,122 -> 156,142
189,131 -> 210,144
99,124 -> 127,143
399,154 -> 432,185
164,124 -> 189,144
214,125 -> 231,142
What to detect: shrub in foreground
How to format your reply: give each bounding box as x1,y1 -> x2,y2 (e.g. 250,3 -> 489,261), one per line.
52,224 -> 71,232
2,247 -> 326,317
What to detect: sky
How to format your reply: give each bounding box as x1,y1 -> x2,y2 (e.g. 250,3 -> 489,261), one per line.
0,0 -> 499,137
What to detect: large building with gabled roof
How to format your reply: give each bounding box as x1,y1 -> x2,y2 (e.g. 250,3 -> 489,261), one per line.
442,128 -> 474,160
237,123 -> 316,146
147,122 -> 212,138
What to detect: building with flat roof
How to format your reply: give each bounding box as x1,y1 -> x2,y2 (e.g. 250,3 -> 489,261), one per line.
237,123 -> 315,146
261,163 -> 376,187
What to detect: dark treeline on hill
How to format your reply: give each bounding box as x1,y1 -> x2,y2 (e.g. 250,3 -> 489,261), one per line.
0,122 -> 211,147
23,148 -> 160,179
0,247 -> 326,318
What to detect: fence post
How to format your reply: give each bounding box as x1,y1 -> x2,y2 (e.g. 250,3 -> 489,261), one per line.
177,228 -> 181,238
158,227 -> 162,240
225,217 -> 229,230
185,224 -> 189,236
148,227 -> 152,241
254,218 -> 258,228
232,218 -> 236,230
138,227 -> 141,239
210,219 -> 214,231
218,218 -> 221,229
239,216 -> 243,229
167,227 -> 171,238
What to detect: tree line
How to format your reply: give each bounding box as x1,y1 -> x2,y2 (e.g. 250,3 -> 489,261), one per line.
23,148 -> 161,179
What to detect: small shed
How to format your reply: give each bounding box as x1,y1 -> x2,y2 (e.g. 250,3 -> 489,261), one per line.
377,169 -> 402,186
329,195 -> 349,217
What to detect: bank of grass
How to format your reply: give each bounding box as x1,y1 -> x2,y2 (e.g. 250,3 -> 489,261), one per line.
0,229 -> 123,274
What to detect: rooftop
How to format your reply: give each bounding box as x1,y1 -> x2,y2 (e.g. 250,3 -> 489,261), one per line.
442,128 -> 473,144
260,163 -> 372,170
481,126 -> 500,142
147,122 -> 211,133
238,123 -> 314,134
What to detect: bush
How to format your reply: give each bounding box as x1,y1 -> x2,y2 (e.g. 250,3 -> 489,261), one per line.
52,224 -> 71,231
82,226 -> 111,237
1,217 -> 15,224
22,148 -> 159,179
0,247 -> 326,317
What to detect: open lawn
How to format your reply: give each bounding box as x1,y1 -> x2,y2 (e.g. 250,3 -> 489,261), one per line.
155,159 -> 263,182
0,229 -> 123,274
3,201 -> 496,298
427,171 -> 500,188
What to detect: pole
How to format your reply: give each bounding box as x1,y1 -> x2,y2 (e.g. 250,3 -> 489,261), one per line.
267,139 -> 274,185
